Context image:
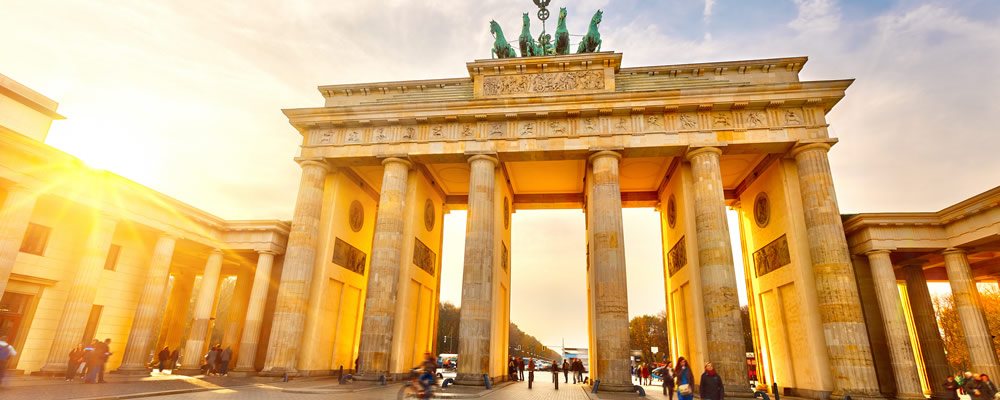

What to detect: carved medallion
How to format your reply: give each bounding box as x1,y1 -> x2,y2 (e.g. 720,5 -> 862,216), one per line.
754,192 -> 770,228
348,200 -> 364,232
424,199 -> 435,231
667,195 -> 677,228
504,197 -> 510,230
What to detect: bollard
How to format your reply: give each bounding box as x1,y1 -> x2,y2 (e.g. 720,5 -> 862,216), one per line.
339,374 -> 353,384
338,366 -> 343,380
553,371 -> 559,390
282,372 -> 289,382
528,371 -> 534,389
592,380 -> 600,393
442,378 -> 455,388
634,385 -> 646,397
483,374 -> 492,389
379,375 -> 386,386
772,382 -> 781,400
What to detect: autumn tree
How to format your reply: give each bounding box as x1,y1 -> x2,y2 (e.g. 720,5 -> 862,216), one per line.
934,284 -> 1000,372
629,312 -> 671,363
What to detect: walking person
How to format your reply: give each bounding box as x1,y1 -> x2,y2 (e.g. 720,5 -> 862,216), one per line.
220,346 -> 232,376
507,357 -> 517,381
66,344 -> 85,381
527,357 -> 535,386
0,335 -> 16,387
168,348 -> 179,372
517,357 -> 525,381
662,361 -> 675,399
675,357 -> 695,400
700,362 -> 725,400
641,362 -> 651,385
205,347 -> 218,375
97,338 -> 111,383
213,346 -> 223,375
944,375 -> 961,400
562,359 -> 570,383
157,347 -> 170,373
977,374 -> 997,400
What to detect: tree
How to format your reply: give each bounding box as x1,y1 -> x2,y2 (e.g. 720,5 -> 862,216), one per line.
933,284 -> 1000,372
628,312 -> 670,363
435,302 -> 561,361
436,302 -> 460,354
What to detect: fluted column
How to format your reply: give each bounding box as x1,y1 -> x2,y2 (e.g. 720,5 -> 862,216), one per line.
686,147 -> 752,397
586,151 -> 633,392
233,250 -> 276,373
791,143 -> 882,399
944,248 -> 1000,378
260,159 -> 329,376
0,186 -> 39,296
455,155 -> 497,385
117,233 -> 179,373
356,157 -> 413,379
178,249 -> 224,372
865,250 -> 923,399
40,213 -> 119,373
902,263 -> 952,400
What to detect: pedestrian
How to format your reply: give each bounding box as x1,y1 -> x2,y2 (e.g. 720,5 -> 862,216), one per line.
81,340 -> 97,379
220,346 -> 232,376
563,359 -> 570,383
570,359 -> 577,383
508,357 -> 517,381
551,358 -> 560,387
213,346 -> 223,375
675,357 -> 695,400
978,374 -> 997,400
663,361 -> 676,399
157,347 -> 170,373
517,357 -> 525,381
965,372 -> 977,396
96,338 -> 111,383
944,375 -> 961,400
641,362 -> 651,385
169,348 -> 179,371
67,343 -> 85,381
0,335 -> 17,387
527,357 -> 535,387
700,362 -> 725,400
577,359 -> 585,383
205,347 -> 218,375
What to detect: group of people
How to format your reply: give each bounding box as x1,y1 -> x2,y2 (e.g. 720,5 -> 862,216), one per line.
945,372 -> 998,400
154,346 -> 180,372
64,338 -> 113,383
658,357 -> 725,400
561,358 -> 585,384
633,362 -> 654,385
200,345 -> 233,376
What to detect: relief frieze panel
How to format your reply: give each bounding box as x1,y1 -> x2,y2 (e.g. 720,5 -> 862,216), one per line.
753,234 -> 791,277
481,70 -> 605,97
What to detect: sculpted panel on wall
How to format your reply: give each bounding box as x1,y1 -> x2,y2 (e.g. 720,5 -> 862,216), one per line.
482,70 -> 604,96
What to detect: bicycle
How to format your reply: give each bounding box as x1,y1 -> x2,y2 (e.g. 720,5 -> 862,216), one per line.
398,368 -> 438,399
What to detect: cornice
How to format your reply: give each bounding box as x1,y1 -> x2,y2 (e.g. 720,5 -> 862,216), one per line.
842,185 -> 1000,233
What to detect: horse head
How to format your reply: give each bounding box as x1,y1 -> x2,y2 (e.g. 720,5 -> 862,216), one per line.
559,7 -> 567,22
591,10 -> 603,26
490,20 -> 500,38
523,13 -> 530,28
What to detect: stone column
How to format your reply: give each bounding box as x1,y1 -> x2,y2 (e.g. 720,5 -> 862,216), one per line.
40,213 -> 119,373
356,157 -> 412,379
791,143 -> 882,399
178,249 -> 224,372
158,271 -> 195,351
0,186 -> 39,296
586,151 -> 633,392
455,155 -> 497,386
260,159 -> 329,376
865,250 -> 923,399
943,248 -> 1000,378
686,147 -> 752,396
117,233 -> 179,373
233,250 -> 276,373
901,263 -> 952,400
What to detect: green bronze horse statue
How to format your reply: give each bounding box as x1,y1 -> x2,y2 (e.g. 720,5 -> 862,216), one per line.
519,13 -> 541,57
491,20 -> 518,59
555,7 -> 570,55
576,9 -> 602,53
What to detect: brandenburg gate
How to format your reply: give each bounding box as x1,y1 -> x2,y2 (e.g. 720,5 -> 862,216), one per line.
259,50 -> 887,397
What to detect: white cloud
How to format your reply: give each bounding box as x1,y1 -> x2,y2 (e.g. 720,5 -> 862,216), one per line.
703,0 -> 716,23
789,0 -> 841,33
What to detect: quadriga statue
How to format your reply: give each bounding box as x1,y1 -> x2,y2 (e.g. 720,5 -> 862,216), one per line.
576,9 -> 602,53
490,20 -> 518,58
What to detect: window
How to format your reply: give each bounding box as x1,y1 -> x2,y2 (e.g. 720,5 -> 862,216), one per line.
104,245 -> 121,271
19,223 -> 51,256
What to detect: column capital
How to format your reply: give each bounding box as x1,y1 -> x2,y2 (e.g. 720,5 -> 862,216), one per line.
865,249 -> 893,257
157,231 -> 182,241
467,154 -> 499,166
684,146 -> 723,161
256,249 -> 278,256
296,158 -> 331,172
942,248 -> 967,256
790,142 -> 832,158
899,258 -> 929,268
381,157 -> 413,169
588,150 -> 622,163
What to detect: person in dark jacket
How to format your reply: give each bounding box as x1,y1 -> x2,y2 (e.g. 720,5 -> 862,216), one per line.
700,362 -> 725,400
943,375 -> 961,400
517,357 -> 524,381
168,348 -> 179,371
157,347 -> 170,372
562,359 -> 570,383
662,361 -> 676,399
978,374 -> 998,400
66,344 -> 85,381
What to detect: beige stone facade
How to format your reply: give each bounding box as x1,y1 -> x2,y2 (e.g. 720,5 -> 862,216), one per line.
2,51 -> 999,400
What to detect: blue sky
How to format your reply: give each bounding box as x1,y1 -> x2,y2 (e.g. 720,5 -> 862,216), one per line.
2,0 -> 998,348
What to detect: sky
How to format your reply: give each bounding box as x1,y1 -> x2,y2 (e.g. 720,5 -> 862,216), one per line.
3,0 -> 1000,349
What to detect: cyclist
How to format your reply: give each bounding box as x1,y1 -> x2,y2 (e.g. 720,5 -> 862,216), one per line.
419,352 -> 437,396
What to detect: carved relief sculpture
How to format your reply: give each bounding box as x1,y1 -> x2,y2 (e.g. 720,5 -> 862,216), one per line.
461,124 -> 475,138
785,109 -> 802,125
679,114 -> 697,129
646,115 -> 662,130
320,130 -> 333,144
482,70 -> 604,96
347,130 -> 361,143
431,124 -> 444,138
581,117 -> 598,133
614,117 -> 629,132
746,111 -> 764,128
548,120 -> 567,135
403,126 -> 415,139
489,121 -> 504,137
713,112 -> 731,128
520,121 -> 535,136
374,127 -> 387,141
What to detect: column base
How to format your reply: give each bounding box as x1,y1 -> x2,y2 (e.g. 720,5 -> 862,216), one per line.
453,373 -> 489,386
594,382 -> 639,392
258,367 -> 299,377
173,368 -> 207,376
112,366 -> 152,376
